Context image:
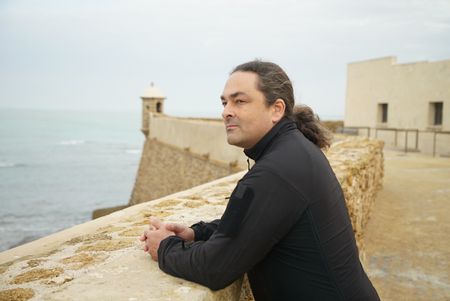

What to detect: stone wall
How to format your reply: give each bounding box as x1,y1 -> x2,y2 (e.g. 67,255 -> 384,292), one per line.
129,115 -> 248,207
0,137 -> 383,301
325,137 -> 384,258
129,139 -> 241,205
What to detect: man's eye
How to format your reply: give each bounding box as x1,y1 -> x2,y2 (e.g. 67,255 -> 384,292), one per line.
221,101 -> 227,107
236,99 -> 245,104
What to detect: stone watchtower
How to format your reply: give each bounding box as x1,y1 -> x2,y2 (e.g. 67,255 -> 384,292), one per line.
141,82 -> 166,137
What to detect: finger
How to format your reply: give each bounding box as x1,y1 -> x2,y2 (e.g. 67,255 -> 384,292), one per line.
166,223 -> 183,233
149,217 -> 163,229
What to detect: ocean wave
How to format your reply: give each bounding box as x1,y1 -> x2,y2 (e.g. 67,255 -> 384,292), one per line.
59,140 -> 85,145
125,149 -> 141,154
0,162 -> 26,168
0,162 -> 15,168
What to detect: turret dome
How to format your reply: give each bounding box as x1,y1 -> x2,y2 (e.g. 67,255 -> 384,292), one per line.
142,82 -> 165,99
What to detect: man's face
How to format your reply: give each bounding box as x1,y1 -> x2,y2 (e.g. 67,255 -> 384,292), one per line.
220,71 -> 276,149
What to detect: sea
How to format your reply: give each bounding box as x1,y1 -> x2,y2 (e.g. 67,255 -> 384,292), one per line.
0,108 -> 144,252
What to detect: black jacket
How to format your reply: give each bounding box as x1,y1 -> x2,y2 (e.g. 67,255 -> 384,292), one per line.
158,118 -> 380,301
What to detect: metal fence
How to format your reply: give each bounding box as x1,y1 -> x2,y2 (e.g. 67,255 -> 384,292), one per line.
339,126 -> 450,157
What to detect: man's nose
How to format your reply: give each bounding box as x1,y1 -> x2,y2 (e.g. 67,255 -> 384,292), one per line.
222,102 -> 234,120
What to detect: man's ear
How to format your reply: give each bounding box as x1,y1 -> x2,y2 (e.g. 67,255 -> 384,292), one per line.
272,98 -> 286,123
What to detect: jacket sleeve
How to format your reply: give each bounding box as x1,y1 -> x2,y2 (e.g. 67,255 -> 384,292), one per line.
158,167 -> 309,290
190,219 -> 220,241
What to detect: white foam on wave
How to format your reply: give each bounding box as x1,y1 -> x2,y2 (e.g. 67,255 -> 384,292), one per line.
125,149 -> 141,154
0,162 -> 25,168
59,140 -> 85,145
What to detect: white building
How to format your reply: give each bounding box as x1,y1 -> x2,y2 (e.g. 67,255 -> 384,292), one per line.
344,56 -> 450,156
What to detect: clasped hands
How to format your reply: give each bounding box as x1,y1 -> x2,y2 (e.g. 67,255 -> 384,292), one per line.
139,217 -> 195,261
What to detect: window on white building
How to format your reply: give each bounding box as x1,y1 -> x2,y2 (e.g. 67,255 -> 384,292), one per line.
378,103 -> 388,124
429,102 -> 443,126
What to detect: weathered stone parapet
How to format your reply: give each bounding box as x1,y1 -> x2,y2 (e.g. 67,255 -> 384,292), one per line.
0,137 -> 383,301
326,137 -> 384,258
0,173 -> 246,301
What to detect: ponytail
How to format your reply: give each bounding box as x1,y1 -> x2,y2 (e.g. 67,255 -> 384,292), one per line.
290,105 -> 331,149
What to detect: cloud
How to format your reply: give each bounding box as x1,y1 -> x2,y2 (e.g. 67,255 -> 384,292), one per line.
0,0 -> 449,117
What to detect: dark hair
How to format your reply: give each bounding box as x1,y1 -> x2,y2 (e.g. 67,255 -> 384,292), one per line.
231,60 -> 331,149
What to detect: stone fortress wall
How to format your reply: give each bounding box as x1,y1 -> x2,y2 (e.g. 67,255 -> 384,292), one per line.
129,115 -> 245,206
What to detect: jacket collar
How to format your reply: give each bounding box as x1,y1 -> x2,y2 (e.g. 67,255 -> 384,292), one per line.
244,117 -> 296,161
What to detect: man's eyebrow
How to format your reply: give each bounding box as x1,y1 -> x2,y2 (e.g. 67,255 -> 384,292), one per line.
220,92 -> 247,101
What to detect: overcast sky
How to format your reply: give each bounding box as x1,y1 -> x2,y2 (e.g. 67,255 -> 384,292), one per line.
1,0 -> 449,119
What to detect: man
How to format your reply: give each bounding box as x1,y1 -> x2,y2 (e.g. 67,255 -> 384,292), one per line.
140,60 -> 380,300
